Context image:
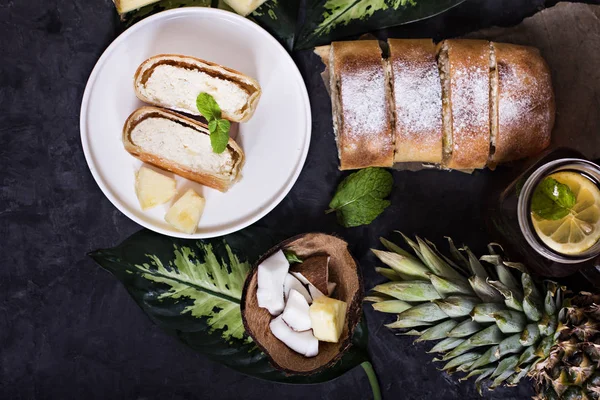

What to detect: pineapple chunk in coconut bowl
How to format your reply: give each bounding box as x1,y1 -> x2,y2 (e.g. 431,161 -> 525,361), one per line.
240,233 -> 364,375
367,234 -> 600,399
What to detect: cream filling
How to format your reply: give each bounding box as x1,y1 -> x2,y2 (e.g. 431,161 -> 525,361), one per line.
141,65 -> 249,116
130,118 -> 234,178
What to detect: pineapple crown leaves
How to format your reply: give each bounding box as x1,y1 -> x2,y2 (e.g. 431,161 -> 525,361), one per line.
366,234 -> 600,397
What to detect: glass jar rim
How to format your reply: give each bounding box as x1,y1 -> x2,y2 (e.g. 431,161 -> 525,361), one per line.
517,158 -> 600,264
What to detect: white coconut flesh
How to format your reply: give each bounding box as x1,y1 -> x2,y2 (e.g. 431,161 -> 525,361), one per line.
327,282 -> 337,295
308,284 -> 325,301
283,273 -> 312,304
270,315 -> 319,358
257,252 -> 343,357
290,271 -> 311,286
282,290 -> 312,332
292,272 -> 336,297
256,250 -> 289,316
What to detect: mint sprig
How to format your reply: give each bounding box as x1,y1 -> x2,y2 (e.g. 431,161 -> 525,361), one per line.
196,93 -> 230,154
327,168 -> 393,228
531,177 -> 576,220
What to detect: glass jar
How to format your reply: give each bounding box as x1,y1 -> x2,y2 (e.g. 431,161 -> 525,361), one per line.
485,148 -> 600,288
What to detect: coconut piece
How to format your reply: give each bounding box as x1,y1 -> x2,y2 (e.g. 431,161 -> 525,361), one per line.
290,271 -> 311,286
241,233 -> 363,375
284,273 -> 312,304
290,255 -> 329,294
327,282 -> 337,296
269,315 -> 319,357
309,284 -> 325,301
256,250 -> 289,316
282,290 -> 312,331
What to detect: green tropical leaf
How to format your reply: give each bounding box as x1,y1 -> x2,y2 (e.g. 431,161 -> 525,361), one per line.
250,0 -> 301,50
89,228 -> 369,384
119,0 -> 465,51
316,0 -> 417,36
132,243 -> 249,342
297,0 -> 465,49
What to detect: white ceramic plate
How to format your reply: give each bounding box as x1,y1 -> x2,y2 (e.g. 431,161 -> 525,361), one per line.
80,8 -> 311,238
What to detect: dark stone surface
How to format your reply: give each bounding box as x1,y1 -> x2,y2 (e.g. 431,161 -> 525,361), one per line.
1,0 -> 597,399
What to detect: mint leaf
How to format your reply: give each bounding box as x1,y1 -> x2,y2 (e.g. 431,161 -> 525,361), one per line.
335,196 -> 391,228
209,119 -> 230,154
531,177 -> 576,220
327,168 -> 393,228
283,250 -> 303,264
208,119 -> 218,132
217,119 -> 230,135
196,92 -> 221,121
197,93 -> 231,154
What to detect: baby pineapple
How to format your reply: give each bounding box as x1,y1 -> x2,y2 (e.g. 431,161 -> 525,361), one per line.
309,296 -> 347,343
165,189 -> 205,234
135,166 -> 176,210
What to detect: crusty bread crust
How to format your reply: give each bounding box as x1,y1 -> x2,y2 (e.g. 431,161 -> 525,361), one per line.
330,41 -> 394,170
441,39 -> 491,170
490,43 -> 554,164
326,39 -> 554,170
389,39 -> 443,163
133,54 -> 261,123
122,107 -> 245,193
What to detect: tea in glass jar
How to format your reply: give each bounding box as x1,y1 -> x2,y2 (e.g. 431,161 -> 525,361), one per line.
486,148 -> 600,285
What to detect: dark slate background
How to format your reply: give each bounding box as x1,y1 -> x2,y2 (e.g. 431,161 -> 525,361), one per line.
2,0 -> 598,399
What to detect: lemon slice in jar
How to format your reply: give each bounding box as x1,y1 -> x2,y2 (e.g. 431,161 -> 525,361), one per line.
532,171 -> 600,255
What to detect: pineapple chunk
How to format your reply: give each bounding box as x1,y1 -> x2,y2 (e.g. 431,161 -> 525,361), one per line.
309,296 -> 347,343
165,189 -> 205,234
221,0 -> 268,16
113,0 -> 161,14
135,166 -> 177,210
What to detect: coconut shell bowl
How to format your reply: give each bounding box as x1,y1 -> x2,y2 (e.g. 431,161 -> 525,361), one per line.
240,233 -> 364,375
